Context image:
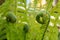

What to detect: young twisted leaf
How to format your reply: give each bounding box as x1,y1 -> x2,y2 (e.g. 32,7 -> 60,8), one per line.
36,10 -> 50,24
23,24 -> 29,33
6,12 -> 16,23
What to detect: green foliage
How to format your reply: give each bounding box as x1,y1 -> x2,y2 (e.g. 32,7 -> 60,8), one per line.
0,0 -> 59,40
0,16 -> 7,40
58,32 -> 60,40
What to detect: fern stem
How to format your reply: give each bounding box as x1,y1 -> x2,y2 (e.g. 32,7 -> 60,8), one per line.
41,12 -> 50,40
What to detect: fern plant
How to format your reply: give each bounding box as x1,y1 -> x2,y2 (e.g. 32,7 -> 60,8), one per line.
0,0 -> 59,40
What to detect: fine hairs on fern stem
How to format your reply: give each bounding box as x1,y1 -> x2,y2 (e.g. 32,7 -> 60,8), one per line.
41,12 -> 50,40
